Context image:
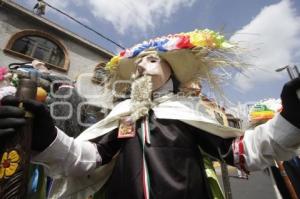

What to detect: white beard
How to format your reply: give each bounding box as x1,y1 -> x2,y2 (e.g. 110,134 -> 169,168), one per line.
130,75 -> 153,121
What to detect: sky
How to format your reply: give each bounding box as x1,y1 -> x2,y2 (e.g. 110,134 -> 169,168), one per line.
15,0 -> 300,111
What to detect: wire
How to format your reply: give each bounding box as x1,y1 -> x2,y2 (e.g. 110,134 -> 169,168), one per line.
43,1 -> 125,50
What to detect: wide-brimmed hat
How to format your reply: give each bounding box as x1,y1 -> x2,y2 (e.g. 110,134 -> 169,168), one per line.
106,29 -> 243,91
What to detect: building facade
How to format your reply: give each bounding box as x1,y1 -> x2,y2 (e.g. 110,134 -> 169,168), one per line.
0,0 -> 114,80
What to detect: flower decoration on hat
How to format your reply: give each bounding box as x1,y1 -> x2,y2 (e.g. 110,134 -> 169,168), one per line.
106,55 -> 121,72
105,28 -> 245,98
106,29 -> 234,73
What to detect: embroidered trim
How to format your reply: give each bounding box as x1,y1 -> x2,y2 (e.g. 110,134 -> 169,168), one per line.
140,116 -> 151,199
142,116 -> 151,145
118,117 -> 136,138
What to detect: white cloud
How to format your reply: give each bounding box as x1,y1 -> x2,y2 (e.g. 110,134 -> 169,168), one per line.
85,0 -> 196,35
26,0 -> 196,35
230,0 -> 300,91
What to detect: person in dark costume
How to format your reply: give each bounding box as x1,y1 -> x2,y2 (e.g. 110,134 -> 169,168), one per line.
1,29 -> 300,199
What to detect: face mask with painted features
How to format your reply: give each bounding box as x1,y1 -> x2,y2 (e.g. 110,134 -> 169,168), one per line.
134,54 -> 171,91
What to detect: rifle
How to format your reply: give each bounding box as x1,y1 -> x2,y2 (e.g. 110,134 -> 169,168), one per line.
0,75 -> 37,198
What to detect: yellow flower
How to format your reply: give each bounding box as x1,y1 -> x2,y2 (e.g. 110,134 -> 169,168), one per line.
106,55 -> 120,72
188,29 -> 234,49
0,150 -> 20,179
189,30 -> 215,48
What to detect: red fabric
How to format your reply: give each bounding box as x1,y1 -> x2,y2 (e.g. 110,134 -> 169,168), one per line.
233,136 -> 249,174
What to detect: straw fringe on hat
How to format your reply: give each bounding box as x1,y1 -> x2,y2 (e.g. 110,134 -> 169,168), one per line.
105,29 -> 244,95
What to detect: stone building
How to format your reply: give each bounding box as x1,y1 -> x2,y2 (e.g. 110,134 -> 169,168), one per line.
0,0 -> 114,80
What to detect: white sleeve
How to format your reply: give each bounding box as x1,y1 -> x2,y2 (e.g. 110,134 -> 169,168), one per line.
31,128 -> 101,179
233,114 -> 300,172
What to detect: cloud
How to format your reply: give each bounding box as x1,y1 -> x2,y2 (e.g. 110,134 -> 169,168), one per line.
85,0 -> 196,35
25,0 -> 196,35
230,0 -> 300,91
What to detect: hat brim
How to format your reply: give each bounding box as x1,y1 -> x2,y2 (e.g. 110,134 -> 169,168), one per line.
116,48 -> 210,84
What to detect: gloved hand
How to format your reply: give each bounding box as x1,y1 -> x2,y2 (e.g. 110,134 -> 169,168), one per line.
0,96 -> 57,151
280,77 -> 300,129
0,103 -> 26,137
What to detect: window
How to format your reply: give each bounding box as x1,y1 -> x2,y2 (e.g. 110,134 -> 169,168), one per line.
11,36 -> 65,67
4,30 -> 70,71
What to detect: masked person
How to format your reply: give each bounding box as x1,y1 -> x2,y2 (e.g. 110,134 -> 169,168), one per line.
33,0 -> 46,16
1,29 -> 300,199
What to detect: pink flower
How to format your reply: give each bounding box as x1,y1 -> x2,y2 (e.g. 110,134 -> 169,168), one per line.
0,67 -> 8,81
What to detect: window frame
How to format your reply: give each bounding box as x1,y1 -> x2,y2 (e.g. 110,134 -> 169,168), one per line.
4,29 -> 70,71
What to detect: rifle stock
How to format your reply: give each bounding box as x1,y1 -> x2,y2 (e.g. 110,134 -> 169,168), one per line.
0,77 -> 37,199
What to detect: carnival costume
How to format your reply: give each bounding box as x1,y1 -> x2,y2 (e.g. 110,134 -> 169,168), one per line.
1,29 -> 300,199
